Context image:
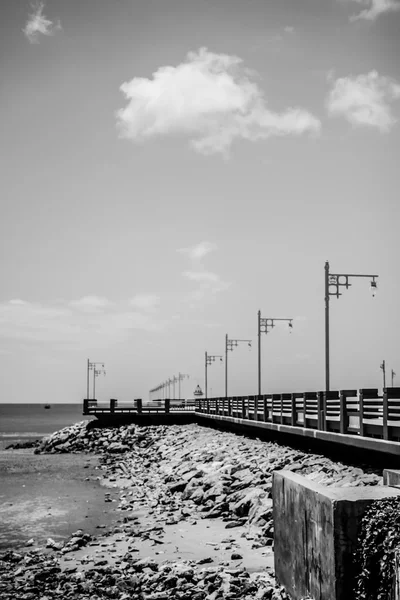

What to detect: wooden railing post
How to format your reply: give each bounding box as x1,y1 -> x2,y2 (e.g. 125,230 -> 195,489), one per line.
254,395 -> 259,421
267,395 -> 273,422
83,399 -> 89,414
272,394 -> 280,423
110,398 -> 117,413
136,398 -> 143,414
227,396 -> 231,417
303,393 -> 308,428
248,395 -> 255,420
291,394 -> 296,426
317,391 -> 324,431
242,397 -> 246,419
359,390 -> 365,437
263,395 -> 267,422
383,388 -> 389,441
339,391 -> 347,434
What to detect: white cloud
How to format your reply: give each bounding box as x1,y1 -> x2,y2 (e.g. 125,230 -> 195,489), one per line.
284,26 -> 295,33
130,293 -> 160,311
177,241 -> 218,262
182,271 -> 220,283
178,242 -> 230,305
326,70 -> 400,131
0,298 -> 164,347
70,296 -> 111,312
116,47 -> 321,156
343,0 -> 400,21
23,2 -> 61,43
183,272 -> 231,305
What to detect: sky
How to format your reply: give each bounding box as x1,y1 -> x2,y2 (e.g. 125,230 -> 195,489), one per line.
1,0 -> 400,404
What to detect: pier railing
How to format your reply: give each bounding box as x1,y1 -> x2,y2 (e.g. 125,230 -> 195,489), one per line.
83,398 -> 198,415
196,388 -> 400,442
83,388 -> 400,442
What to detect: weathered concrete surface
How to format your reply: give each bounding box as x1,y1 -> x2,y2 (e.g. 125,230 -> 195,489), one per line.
197,413 -> 400,457
273,470 -> 400,600
383,468 -> 400,487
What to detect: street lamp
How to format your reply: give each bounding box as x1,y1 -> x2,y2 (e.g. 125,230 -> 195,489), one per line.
87,360 -> 105,399
149,382 -> 163,400
225,334 -> 252,398
150,373 -> 189,401
324,260 -> 378,392
380,360 -> 386,389
257,311 -> 293,395
205,352 -> 223,399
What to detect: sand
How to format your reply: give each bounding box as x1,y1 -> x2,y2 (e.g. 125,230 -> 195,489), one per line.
0,450 -> 120,550
0,447 -> 275,574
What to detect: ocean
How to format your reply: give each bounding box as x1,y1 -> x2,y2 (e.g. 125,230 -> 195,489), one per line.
0,403 -> 92,450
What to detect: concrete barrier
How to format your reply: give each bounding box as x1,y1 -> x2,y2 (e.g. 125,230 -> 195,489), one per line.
383,469 -> 400,488
273,471 -> 400,600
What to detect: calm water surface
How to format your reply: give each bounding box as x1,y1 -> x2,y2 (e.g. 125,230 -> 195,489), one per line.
0,404 -> 92,449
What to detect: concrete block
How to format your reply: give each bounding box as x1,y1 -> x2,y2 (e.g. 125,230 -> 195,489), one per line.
383,469 -> 400,488
273,470 -> 400,600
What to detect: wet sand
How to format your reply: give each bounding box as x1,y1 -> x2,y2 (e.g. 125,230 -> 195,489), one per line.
0,450 -> 120,550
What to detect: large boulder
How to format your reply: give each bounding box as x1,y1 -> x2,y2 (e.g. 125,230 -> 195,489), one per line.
231,487 -> 269,518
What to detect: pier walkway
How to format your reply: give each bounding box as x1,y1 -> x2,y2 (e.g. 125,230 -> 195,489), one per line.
83,388 -> 400,458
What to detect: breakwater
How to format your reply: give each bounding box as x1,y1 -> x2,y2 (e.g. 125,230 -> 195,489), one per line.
1,420 -> 385,600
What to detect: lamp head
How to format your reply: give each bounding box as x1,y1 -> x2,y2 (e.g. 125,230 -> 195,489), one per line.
371,278 -> 377,297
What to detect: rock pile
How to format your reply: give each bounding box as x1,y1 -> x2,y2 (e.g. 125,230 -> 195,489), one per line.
35,422 -> 381,548
5,421 -> 380,600
5,439 -> 40,450
0,548 -> 294,600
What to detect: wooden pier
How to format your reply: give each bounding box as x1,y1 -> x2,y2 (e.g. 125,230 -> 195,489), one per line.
83,388 -> 400,457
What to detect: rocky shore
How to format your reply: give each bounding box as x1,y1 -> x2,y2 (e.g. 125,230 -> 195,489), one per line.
0,422 -> 382,599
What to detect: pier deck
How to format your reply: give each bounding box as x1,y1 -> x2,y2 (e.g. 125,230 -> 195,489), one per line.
83,388 -> 400,458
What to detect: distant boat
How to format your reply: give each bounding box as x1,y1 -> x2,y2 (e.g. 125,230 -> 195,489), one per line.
44,404 -> 51,409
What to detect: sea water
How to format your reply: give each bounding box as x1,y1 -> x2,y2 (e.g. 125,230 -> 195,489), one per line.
0,403 -> 92,450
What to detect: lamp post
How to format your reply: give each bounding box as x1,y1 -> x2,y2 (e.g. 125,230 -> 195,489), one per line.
225,334 -> 252,398
392,369 -> 396,387
380,360 -> 386,389
150,374 -> 189,401
205,352 -> 223,399
258,311 -> 293,395
149,382 -> 163,400
324,260 -> 378,392
87,360 -> 105,399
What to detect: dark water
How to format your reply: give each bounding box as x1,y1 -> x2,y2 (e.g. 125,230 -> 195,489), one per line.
0,404 -> 92,449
